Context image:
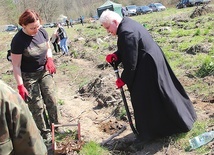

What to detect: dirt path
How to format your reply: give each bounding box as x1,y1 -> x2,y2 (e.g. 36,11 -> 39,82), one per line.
51,55 -> 214,155
54,58 -> 120,143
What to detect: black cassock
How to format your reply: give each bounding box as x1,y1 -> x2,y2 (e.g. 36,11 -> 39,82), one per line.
114,17 -> 197,140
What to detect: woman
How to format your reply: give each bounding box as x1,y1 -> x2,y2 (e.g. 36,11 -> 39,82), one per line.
10,9 -> 60,144
50,29 -> 61,53
57,23 -> 69,55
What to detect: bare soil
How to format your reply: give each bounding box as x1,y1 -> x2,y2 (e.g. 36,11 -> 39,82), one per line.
51,53 -> 213,155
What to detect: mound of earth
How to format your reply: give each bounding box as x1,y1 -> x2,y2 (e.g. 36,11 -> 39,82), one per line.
190,5 -> 214,18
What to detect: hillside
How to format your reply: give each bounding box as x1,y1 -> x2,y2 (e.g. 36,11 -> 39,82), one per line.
0,4 -> 213,155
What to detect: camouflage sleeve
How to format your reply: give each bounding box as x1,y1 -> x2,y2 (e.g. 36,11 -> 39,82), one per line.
0,80 -> 47,155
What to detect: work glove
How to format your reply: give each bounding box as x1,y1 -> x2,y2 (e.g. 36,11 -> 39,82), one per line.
45,57 -> 56,74
116,78 -> 125,89
106,53 -> 118,64
17,84 -> 29,100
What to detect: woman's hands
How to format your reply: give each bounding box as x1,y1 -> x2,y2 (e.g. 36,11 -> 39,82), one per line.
17,84 -> 29,100
45,57 -> 56,74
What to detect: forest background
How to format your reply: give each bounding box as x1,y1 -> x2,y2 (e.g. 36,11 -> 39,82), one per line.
0,0 -> 179,25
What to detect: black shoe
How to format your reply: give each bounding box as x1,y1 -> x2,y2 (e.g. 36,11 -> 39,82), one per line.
128,137 -> 150,152
132,137 -> 143,144
135,134 -> 154,142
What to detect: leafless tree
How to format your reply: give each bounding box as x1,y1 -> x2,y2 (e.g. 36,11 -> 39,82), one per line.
0,0 -> 180,25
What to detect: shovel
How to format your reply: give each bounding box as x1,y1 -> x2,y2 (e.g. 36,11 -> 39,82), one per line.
112,61 -> 139,136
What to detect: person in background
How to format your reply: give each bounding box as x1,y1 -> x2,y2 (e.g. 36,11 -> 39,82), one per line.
57,23 -> 69,56
0,79 -> 47,155
50,29 -> 61,53
65,19 -> 69,28
70,18 -> 73,27
80,16 -> 84,26
10,9 -> 61,144
121,7 -> 127,17
100,10 -> 197,143
7,49 -> 12,61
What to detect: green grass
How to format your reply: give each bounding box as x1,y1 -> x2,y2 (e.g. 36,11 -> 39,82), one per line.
79,141 -> 109,155
57,62 -> 80,72
55,130 -> 75,142
196,56 -> 214,77
58,99 -> 65,105
0,32 -> 15,56
1,73 -> 13,84
173,119 -> 213,154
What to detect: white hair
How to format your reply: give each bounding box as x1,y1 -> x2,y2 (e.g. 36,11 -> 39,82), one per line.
99,9 -> 122,25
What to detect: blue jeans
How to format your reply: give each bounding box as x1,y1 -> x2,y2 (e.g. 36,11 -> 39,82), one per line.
60,38 -> 68,54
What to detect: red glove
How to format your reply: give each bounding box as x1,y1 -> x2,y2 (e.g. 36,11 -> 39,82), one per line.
45,57 -> 56,74
17,84 -> 29,100
116,78 -> 125,89
106,54 -> 118,63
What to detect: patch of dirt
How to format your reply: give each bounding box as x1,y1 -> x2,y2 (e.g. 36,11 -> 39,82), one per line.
190,5 -> 214,18
55,139 -> 84,155
99,120 -> 124,135
50,54 -> 213,155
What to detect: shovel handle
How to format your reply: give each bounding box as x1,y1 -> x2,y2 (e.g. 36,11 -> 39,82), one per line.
112,61 -> 139,136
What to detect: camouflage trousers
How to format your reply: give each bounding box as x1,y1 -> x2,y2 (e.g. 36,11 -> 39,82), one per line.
22,70 -> 60,137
